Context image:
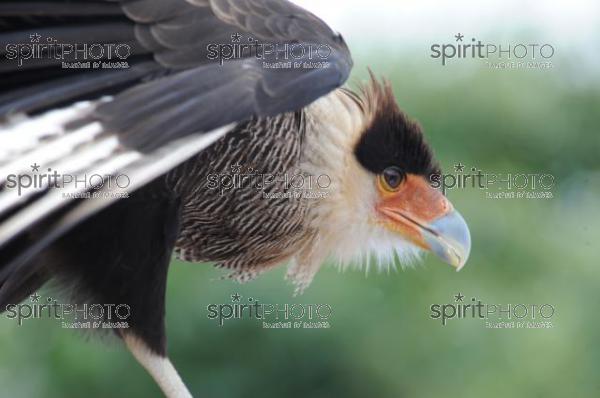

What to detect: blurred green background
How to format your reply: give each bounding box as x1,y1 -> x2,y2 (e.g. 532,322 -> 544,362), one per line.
1,7 -> 599,398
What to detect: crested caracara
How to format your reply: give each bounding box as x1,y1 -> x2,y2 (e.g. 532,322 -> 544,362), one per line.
0,1 -> 471,396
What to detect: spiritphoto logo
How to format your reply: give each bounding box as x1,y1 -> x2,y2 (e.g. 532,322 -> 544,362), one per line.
206,163 -> 332,199
430,163 -> 555,199
430,33 -> 555,69
207,32 -> 333,70
430,293 -> 555,329
4,32 -> 131,69
206,293 -> 332,329
3,292 -> 131,329
4,163 -> 130,199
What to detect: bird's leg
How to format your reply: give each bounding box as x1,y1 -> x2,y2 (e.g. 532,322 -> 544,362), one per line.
122,333 -> 193,398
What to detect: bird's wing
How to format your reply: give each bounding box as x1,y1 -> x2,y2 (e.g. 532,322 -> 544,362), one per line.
0,0 -> 353,288
0,0 -> 352,148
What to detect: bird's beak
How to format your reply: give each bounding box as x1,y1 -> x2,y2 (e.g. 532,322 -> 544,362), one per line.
377,174 -> 471,270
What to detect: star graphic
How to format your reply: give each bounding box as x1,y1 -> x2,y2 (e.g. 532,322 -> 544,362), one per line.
230,163 -> 242,173
455,33 -> 464,42
454,163 -> 465,172
231,33 -> 242,43
30,292 -> 41,303
31,163 -> 40,172
231,293 -> 241,302
454,292 -> 465,302
30,33 -> 41,43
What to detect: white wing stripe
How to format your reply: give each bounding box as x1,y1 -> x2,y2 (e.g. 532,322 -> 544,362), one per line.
0,100 -> 103,165
0,135 -> 124,216
0,151 -> 141,249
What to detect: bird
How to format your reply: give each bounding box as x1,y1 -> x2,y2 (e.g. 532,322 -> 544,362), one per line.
0,1 -> 471,397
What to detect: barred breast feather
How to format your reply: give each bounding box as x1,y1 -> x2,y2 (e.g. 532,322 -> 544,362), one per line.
169,112 -> 314,282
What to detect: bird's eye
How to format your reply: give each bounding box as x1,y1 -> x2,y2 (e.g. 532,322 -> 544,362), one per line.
380,167 -> 405,192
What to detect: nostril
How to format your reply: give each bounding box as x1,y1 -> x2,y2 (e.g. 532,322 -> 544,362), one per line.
442,198 -> 452,213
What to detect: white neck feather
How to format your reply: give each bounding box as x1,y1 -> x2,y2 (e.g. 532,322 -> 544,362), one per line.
287,89 -> 422,291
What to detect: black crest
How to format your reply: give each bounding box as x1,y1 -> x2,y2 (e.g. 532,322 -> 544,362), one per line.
354,78 -> 439,177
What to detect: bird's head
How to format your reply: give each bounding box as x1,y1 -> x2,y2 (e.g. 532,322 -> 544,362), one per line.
312,77 -> 471,273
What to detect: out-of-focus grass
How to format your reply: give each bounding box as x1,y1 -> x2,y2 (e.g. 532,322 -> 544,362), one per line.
0,51 -> 598,398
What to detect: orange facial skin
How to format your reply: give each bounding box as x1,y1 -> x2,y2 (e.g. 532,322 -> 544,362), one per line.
376,174 -> 452,250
